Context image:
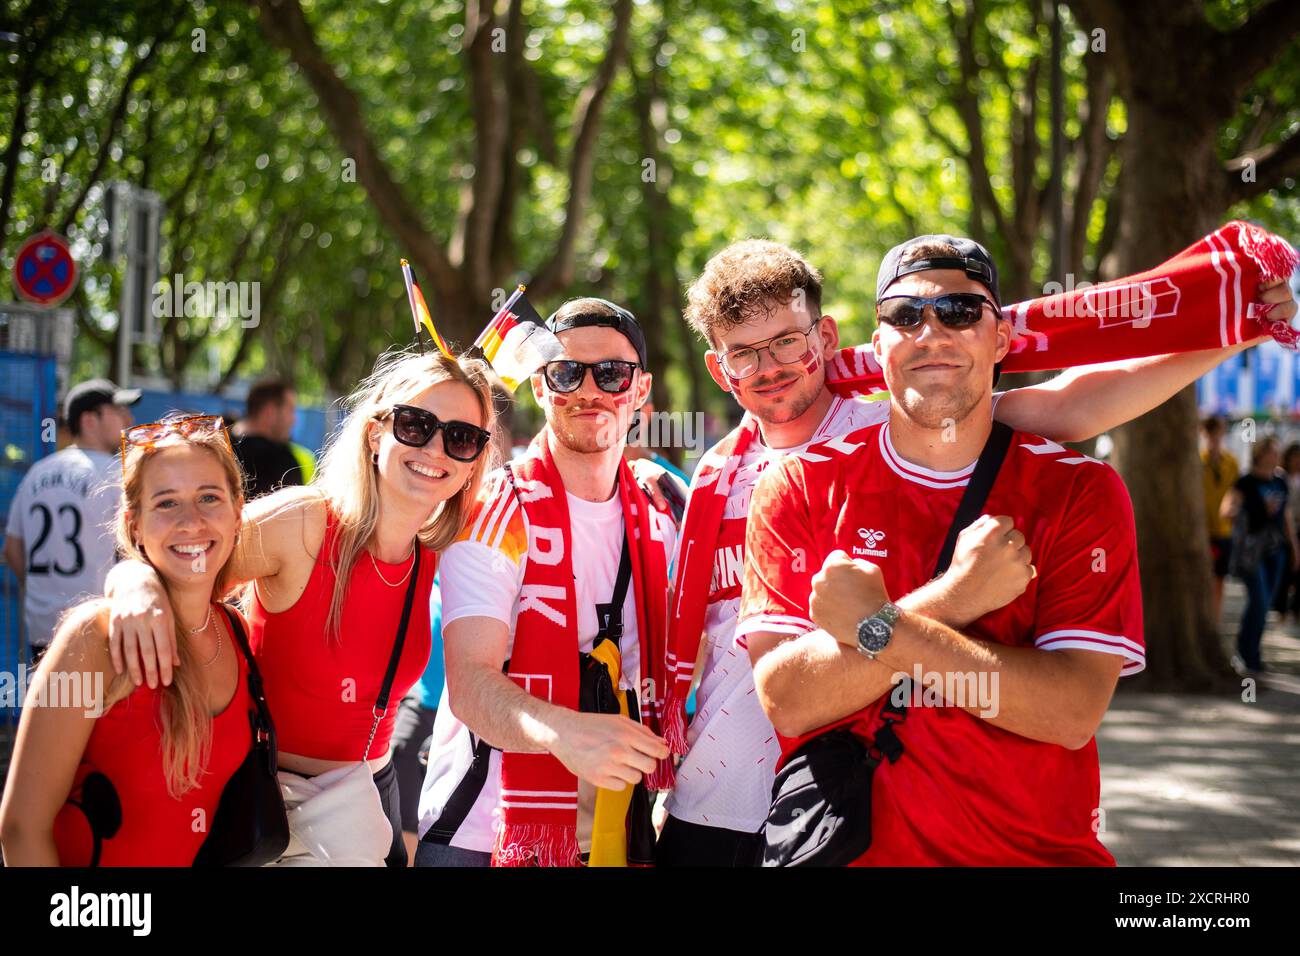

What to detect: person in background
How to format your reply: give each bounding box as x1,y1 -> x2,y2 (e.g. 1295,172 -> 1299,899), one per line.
624,399 -> 689,523
391,575 -> 445,865
1221,436 -> 1299,675
4,379 -> 140,662
1202,416 -> 1240,626
231,378 -> 302,498
1277,442 -> 1300,620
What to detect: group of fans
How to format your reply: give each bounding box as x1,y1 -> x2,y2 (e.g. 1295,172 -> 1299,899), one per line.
0,229 -> 1296,866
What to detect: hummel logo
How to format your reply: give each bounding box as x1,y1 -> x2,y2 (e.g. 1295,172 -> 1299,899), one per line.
854,528 -> 888,559
858,528 -> 886,548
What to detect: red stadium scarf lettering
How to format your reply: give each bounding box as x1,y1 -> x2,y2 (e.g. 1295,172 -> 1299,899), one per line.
826,221 -> 1300,396
495,429 -> 672,866
661,414 -> 762,783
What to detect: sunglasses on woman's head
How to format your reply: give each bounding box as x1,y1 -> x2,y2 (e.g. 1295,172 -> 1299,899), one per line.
121,415 -> 231,474
380,404 -> 490,462
542,359 -> 640,395
876,292 -> 997,329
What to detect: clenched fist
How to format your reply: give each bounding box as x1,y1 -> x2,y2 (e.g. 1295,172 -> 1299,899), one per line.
810,550 -> 891,648
940,514 -> 1035,626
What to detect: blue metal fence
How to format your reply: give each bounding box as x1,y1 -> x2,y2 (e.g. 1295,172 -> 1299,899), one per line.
0,351 -> 58,721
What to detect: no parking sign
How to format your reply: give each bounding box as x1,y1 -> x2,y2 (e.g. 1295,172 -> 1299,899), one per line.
13,230 -> 77,306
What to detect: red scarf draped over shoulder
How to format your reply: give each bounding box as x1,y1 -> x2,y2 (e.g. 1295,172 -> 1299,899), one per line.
493,429 -> 673,867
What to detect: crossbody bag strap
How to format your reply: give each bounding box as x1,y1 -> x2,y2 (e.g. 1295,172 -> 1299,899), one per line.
422,659 -> 510,845
870,419 -> 1015,762
219,603 -> 278,769
595,532 -> 633,648
363,542 -> 422,762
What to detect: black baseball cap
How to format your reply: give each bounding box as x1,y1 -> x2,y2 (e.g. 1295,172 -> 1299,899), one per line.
64,378 -> 142,430
545,298 -> 649,369
876,234 -> 1005,385
876,234 -> 1002,307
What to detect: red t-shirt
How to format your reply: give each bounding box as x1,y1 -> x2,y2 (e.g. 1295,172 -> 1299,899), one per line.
737,419 -> 1145,866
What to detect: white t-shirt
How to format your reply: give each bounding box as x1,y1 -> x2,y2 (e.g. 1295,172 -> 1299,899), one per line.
417,470 -> 678,854
5,447 -> 121,647
665,393 -> 1003,832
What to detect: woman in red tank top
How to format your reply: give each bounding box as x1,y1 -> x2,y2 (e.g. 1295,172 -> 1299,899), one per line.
0,415 -> 251,865
103,350 -> 498,866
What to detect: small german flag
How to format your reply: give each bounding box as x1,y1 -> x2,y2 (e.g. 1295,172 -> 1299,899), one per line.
400,259 -> 454,359
474,286 -> 564,390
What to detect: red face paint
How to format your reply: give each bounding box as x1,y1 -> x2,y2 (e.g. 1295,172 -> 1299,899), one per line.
612,392 -> 632,407
551,395 -> 569,406
800,350 -> 821,375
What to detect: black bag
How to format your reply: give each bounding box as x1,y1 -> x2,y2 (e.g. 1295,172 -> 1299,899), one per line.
192,605 -> 290,867
762,420 -> 1014,867
66,770 -> 123,867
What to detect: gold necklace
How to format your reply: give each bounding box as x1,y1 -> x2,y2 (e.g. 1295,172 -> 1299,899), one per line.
369,544 -> 416,587
197,607 -> 222,667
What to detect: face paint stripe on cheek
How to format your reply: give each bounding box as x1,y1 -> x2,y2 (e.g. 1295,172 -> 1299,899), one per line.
612,392 -> 632,406
551,395 -> 568,406
800,350 -> 820,374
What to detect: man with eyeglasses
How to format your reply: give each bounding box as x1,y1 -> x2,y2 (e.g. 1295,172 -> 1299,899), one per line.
415,297 -> 678,867
659,235 -> 1296,867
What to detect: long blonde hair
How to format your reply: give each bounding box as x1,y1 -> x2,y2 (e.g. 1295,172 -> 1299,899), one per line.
313,348 -> 497,640
115,418 -> 246,798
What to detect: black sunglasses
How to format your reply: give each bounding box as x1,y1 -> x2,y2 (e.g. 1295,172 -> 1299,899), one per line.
877,293 -> 998,329
542,359 -> 640,394
380,404 -> 491,462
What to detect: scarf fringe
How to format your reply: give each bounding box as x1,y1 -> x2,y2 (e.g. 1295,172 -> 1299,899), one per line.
647,697 -> 689,791
1233,220 -> 1300,350
648,758 -> 676,793
1235,220 -> 1300,283
493,822 -> 580,868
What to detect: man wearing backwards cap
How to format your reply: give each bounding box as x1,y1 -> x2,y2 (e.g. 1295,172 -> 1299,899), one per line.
736,234 -> 1149,864
416,297 -> 678,866
5,379 -> 140,659
660,234 -> 1296,866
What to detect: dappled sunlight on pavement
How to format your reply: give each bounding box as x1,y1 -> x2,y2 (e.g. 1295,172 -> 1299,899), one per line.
1098,580 -> 1300,865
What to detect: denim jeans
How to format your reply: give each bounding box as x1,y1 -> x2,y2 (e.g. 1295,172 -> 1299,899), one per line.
1239,547 -> 1286,670
414,839 -> 492,867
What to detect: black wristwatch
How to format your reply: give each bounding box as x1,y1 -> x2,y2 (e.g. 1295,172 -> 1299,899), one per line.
855,601 -> 902,660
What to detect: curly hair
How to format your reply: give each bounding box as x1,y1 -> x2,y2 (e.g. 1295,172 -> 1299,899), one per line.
684,239 -> 823,344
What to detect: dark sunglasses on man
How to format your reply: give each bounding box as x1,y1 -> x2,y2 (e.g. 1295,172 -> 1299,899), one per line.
876,292 -> 998,330
542,359 -> 640,395
377,404 -> 491,462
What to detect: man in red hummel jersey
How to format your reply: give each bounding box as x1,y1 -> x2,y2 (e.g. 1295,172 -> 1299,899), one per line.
738,234 -> 1144,865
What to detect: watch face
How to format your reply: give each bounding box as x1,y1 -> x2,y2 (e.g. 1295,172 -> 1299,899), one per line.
860,617 -> 892,652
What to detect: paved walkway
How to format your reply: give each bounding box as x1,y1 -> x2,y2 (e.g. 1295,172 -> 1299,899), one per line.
1097,579 -> 1300,865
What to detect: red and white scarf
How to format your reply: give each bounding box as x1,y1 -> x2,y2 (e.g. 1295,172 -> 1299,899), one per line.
826,220 -> 1299,397
494,429 -> 673,867
659,413 -> 762,781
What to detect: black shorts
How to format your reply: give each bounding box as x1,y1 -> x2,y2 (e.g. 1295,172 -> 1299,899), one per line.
656,814 -> 763,867
390,694 -> 438,833
372,760 -> 407,867
1210,537 -> 1233,578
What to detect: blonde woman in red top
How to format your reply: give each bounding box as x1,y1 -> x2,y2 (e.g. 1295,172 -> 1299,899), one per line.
104,350 -> 497,866
0,415 -> 250,865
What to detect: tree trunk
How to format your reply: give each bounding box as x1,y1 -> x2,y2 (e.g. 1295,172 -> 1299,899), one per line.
1105,98 -> 1237,691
